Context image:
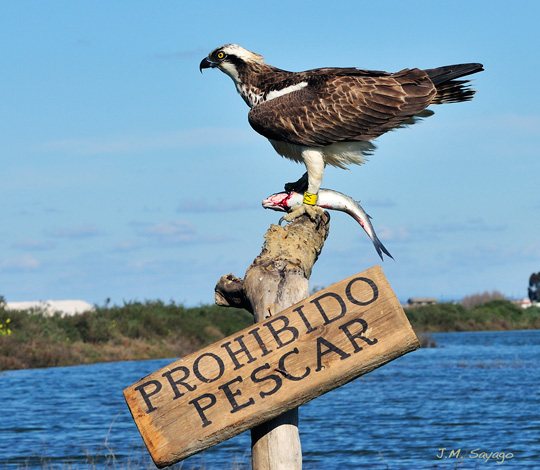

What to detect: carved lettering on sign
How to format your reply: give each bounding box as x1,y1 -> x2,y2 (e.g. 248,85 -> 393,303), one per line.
124,266 -> 419,468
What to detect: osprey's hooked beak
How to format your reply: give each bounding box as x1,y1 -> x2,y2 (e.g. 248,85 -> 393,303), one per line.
199,57 -> 216,73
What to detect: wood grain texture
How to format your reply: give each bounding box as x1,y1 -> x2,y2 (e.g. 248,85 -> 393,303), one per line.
123,215 -> 419,468
245,212 -> 330,470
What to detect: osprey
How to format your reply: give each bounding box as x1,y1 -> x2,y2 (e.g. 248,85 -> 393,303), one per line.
200,44 -> 483,221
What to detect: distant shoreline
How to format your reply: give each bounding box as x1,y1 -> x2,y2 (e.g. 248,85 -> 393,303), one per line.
1,300 -> 539,371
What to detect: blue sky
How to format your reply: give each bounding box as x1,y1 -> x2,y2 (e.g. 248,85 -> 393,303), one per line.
1,1 -> 539,305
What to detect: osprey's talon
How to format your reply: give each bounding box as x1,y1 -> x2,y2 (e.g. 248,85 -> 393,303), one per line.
304,204 -> 324,221
282,204 -> 324,223
282,205 -> 306,223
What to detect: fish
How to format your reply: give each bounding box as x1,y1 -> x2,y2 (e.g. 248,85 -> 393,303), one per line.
262,188 -> 393,261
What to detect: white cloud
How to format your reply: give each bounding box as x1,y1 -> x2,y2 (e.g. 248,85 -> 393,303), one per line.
12,239 -> 55,251
135,220 -> 197,244
374,217 -> 506,246
423,218 -> 506,235
47,225 -> 103,239
41,128 -> 258,156
428,113 -> 540,136
146,221 -> 195,240
111,240 -> 141,252
151,47 -> 207,61
0,255 -> 41,272
363,198 -> 397,209
176,199 -> 257,213
132,219 -> 233,245
378,226 -> 411,242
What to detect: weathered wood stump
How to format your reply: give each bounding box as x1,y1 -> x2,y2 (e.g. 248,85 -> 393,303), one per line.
215,212 -> 330,470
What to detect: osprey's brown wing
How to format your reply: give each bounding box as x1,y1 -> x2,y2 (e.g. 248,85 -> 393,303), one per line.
248,68 -> 437,147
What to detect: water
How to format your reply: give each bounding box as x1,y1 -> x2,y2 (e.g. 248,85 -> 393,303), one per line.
1,330 -> 539,469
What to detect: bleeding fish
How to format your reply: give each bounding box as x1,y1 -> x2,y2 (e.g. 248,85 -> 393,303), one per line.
262,189 -> 393,261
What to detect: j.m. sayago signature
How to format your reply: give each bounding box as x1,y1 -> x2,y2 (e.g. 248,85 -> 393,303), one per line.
436,448 -> 514,464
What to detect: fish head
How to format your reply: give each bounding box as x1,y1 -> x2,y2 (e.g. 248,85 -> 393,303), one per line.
262,192 -> 299,212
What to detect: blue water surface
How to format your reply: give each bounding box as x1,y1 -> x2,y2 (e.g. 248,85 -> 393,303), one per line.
0,330 -> 539,469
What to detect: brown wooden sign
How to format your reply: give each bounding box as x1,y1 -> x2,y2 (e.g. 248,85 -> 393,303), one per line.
124,266 -> 419,467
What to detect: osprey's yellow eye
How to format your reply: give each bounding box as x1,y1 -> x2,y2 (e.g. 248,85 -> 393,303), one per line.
217,51 -> 225,59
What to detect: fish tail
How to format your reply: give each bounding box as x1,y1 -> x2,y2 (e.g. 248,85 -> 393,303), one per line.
373,235 -> 394,261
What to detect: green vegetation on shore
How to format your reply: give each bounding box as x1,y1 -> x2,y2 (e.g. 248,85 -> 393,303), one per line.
0,301 -> 251,371
406,300 -> 540,332
1,299 -> 539,371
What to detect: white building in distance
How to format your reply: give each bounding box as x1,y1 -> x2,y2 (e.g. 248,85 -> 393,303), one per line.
6,300 -> 95,316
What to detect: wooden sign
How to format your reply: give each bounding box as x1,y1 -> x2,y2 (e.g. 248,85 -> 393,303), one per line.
124,266 -> 419,468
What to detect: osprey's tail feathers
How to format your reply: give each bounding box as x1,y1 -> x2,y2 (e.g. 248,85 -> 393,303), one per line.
425,63 -> 484,85
425,63 -> 484,104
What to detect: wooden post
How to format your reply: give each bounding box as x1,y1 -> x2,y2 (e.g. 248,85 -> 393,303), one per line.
215,212 -> 330,470
123,213 -> 420,468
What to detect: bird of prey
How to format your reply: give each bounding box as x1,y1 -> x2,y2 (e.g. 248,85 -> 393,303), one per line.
200,44 -> 483,221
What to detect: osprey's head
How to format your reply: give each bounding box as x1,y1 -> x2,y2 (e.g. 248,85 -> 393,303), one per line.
199,44 -> 265,82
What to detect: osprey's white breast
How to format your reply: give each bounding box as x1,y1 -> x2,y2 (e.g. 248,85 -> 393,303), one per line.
270,139 -> 373,169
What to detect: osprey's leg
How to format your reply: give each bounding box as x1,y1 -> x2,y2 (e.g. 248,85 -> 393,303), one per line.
303,149 -> 325,195
283,150 -> 325,222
